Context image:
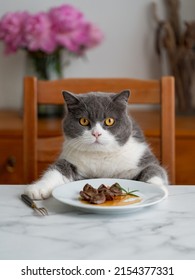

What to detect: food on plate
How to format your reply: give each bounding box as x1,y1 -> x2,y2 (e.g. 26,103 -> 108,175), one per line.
79,182 -> 140,206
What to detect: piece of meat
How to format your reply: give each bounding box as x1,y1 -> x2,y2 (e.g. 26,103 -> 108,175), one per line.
110,183 -> 123,195
83,184 -> 98,196
79,190 -> 91,201
98,184 -> 108,192
99,188 -> 115,201
89,192 -> 106,204
83,183 -> 93,191
80,182 -> 124,205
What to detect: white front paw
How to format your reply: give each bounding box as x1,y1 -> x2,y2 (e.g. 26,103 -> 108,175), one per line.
24,182 -> 52,200
24,169 -> 69,199
147,176 -> 165,186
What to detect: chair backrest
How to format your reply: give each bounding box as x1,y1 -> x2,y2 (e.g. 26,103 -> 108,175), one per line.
23,76 -> 175,184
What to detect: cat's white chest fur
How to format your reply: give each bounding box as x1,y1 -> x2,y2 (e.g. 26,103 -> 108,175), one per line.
60,136 -> 147,179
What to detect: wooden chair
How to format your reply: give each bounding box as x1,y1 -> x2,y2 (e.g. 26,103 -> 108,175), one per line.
23,76 -> 175,184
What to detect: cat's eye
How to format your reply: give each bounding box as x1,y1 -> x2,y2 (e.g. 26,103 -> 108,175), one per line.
79,117 -> 90,126
104,117 -> 115,126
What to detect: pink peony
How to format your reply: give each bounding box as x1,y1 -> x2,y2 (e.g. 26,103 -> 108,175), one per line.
84,23 -> 104,48
0,11 -> 29,54
49,4 -> 85,32
0,4 -> 103,55
23,12 -> 57,53
0,4 -> 104,79
48,4 -> 87,54
48,4 -> 103,54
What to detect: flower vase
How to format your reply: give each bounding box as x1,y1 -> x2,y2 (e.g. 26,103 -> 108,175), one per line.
26,51 -> 64,118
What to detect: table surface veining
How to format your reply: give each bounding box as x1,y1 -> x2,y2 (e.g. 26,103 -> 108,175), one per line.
0,185 -> 195,260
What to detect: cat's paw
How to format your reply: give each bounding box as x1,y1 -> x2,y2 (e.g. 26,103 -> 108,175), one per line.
24,182 -> 52,200
147,176 -> 166,186
147,176 -> 168,196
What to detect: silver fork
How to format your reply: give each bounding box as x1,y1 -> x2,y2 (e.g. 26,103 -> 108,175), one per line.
21,194 -> 48,216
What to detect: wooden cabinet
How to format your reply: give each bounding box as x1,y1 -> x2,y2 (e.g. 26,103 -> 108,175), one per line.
0,110 -> 195,184
0,111 -> 23,184
175,115 -> 195,185
0,139 -> 23,183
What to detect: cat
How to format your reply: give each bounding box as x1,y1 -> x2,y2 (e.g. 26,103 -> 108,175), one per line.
24,90 -> 168,200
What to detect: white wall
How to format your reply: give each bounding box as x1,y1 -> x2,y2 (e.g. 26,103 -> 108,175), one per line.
0,0 -> 194,109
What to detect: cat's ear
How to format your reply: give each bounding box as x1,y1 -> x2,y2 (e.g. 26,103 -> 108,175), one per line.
112,90 -> 130,103
62,91 -> 79,107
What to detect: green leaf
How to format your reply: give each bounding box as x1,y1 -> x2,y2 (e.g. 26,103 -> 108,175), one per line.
114,183 -> 139,197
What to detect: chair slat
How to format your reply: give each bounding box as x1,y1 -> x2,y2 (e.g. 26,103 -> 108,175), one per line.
37,78 -> 160,104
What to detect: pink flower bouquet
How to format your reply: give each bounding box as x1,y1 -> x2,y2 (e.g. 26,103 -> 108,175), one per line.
0,4 -> 103,79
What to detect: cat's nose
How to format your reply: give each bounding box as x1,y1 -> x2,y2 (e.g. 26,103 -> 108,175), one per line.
92,131 -> 102,138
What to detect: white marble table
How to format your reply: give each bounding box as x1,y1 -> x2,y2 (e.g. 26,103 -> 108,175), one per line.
0,185 -> 195,260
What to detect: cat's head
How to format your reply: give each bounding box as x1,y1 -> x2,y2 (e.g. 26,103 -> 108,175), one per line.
62,90 -> 132,152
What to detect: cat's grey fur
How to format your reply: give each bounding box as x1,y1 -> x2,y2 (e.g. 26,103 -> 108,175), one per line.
25,90 -> 168,199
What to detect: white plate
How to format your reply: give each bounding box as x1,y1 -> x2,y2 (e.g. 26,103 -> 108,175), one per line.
52,178 -> 168,214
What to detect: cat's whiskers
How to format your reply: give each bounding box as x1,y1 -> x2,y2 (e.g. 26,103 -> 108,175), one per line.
63,136 -> 97,158
62,138 -> 82,156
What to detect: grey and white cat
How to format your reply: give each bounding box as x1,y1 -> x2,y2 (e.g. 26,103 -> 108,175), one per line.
25,90 -> 168,199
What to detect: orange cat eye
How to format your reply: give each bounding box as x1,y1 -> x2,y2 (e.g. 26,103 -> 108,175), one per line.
104,117 -> 115,126
79,117 -> 90,126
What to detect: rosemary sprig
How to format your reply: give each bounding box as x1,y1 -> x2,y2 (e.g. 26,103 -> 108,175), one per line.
114,183 -> 139,197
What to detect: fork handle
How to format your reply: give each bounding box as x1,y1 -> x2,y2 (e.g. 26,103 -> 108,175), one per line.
21,194 -> 35,208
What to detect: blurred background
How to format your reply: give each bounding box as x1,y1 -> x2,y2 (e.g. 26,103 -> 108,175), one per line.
0,0 -> 194,110
0,0 -> 195,185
